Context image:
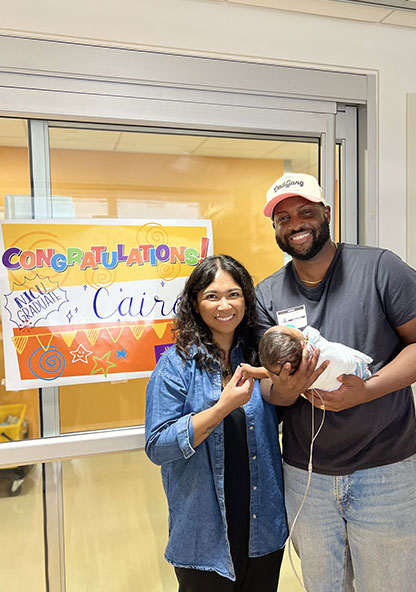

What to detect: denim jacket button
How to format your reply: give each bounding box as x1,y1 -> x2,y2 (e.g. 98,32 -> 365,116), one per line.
252,455 -> 257,460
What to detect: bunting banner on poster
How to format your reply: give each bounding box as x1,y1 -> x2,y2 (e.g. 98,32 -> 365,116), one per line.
0,219 -> 213,390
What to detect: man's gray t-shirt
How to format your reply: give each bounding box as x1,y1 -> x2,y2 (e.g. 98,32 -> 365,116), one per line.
256,243 -> 416,475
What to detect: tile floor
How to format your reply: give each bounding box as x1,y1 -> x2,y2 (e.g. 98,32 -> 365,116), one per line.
0,450 -> 303,591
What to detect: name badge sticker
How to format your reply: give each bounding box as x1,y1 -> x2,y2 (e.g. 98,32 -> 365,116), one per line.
276,305 -> 307,329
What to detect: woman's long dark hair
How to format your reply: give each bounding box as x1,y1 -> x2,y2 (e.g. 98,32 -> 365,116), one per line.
173,254 -> 258,371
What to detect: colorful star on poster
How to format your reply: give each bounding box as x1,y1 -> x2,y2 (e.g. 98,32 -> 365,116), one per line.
116,347 -> 127,359
69,343 -> 93,364
90,351 -> 117,378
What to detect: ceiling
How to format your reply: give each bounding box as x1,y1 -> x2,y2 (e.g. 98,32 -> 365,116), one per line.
0,119 -> 319,175
225,0 -> 416,28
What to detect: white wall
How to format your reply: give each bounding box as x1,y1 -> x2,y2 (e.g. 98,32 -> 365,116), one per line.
2,0 -> 416,258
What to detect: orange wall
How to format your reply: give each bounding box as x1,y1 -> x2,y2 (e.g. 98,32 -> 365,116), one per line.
0,146 -> 31,215
50,148 -> 285,432
0,147 -> 40,441
1,145 -> 286,433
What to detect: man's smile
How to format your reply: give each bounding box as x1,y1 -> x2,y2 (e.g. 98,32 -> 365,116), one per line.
288,230 -> 312,244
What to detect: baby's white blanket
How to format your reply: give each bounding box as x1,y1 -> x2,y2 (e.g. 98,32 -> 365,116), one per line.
304,326 -> 373,391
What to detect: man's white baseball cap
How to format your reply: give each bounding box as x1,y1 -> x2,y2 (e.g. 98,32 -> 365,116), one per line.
264,173 -> 326,218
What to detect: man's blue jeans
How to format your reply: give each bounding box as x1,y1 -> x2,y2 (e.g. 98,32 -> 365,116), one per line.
284,454 -> 416,592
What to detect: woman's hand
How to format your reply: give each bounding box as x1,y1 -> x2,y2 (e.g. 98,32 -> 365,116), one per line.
192,366 -> 254,448
217,365 -> 255,414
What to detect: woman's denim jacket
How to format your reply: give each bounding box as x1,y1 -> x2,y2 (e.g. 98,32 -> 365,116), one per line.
145,343 -> 287,581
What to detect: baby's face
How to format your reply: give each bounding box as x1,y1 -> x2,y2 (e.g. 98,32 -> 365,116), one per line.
266,362 -> 296,377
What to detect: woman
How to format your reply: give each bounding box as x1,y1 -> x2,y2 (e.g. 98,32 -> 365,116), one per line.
145,255 -> 287,591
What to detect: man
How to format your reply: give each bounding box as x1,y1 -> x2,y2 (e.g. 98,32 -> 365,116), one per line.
256,172 -> 416,592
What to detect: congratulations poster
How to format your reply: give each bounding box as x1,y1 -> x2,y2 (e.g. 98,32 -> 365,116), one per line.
0,220 -> 213,390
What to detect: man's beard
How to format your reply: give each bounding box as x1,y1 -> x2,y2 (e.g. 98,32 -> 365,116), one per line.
276,219 -> 330,261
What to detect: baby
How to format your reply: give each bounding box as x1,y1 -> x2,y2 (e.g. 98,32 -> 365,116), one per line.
243,325 -> 372,391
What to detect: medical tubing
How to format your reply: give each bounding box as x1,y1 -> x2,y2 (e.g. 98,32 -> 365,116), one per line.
287,389 -> 326,592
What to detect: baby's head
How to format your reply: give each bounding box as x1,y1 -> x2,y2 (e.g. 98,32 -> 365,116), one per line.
259,325 -> 303,375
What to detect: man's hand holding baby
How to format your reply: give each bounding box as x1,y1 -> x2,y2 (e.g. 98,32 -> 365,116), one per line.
305,373 -> 371,412
263,346 -> 329,406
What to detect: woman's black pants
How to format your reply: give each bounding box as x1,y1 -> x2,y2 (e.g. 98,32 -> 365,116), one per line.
174,546 -> 285,592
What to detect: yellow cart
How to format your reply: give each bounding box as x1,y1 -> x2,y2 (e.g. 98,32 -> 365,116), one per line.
0,404 -> 32,496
